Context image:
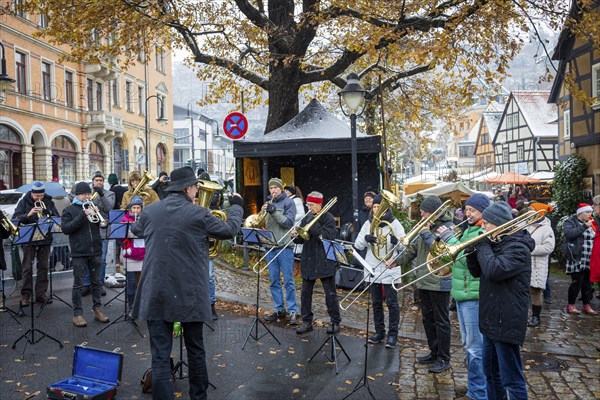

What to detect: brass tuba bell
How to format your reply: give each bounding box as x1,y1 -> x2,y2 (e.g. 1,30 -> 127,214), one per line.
369,190 -> 400,260
196,179 -> 227,257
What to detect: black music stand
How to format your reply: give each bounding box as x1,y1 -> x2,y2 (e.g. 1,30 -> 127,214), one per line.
97,215 -> 143,338
172,324 -> 217,390
37,217 -> 72,317
11,222 -> 63,359
241,228 -> 281,349
307,240 -> 351,374
103,210 -> 128,307
1,269 -> 21,324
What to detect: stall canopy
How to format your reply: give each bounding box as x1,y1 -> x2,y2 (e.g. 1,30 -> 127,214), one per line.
528,171 -> 554,182
485,171 -> 541,184
233,99 -> 382,227
403,181 -> 490,208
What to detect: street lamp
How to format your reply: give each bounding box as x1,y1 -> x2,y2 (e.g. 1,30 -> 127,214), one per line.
338,72 -> 367,231
0,41 -> 16,103
144,94 -> 168,171
187,101 -> 196,171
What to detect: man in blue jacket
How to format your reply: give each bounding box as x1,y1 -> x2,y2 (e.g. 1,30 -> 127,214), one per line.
467,201 -> 534,399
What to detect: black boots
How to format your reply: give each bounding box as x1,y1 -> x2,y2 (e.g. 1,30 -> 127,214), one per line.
528,305 -> 542,327
211,304 -> 219,320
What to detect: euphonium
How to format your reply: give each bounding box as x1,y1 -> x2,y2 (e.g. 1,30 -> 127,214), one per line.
132,170 -> 155,199
369,190 -> 400,260
244,196 -> 275,229
196,179 -> 226,257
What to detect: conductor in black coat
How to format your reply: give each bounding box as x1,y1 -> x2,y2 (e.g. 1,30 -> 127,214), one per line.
292,191 -> 341,335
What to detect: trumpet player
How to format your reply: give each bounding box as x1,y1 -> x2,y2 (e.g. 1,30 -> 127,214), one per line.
61,182 -> 110,327
262,178 -> 299,325
386,195 -> 455,373
120,171 -> 159,209
13,181 -> 59,307
291,191 -> 340,335
81,172 -> 115,297
354,194 -> 405,349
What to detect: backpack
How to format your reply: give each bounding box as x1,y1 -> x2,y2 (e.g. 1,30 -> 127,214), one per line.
140,356 -> 177,393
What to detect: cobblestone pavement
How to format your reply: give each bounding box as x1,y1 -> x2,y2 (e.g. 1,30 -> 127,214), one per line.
214,261 -> 600,399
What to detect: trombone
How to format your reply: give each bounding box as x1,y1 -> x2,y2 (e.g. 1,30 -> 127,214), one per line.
391,209 -> 546,291
339,200 -> 452,310
251,197 -> 338,274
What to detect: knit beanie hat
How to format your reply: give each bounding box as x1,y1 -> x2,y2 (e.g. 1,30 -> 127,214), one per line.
364,191 -> 376,199
74,181 -> 92,195
108,173 -> 119,185
465,193 -> 491,213
372,194 -> 383,205
129,171 -> 141,182
284,185 -> 296,196
420,195 -> 443,213
482,201 -> 513,226
128,195 -> 143,209
92,171 -> 104,180
306,191 -> 323,205
576,203 -> 593,215
31,181 -> 46,193
268,178 -> 284,190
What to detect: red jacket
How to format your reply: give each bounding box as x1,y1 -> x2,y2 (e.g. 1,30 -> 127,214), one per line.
120,213 -> 145,260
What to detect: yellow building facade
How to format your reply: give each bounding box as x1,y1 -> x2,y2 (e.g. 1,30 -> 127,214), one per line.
0,6 -> 173,189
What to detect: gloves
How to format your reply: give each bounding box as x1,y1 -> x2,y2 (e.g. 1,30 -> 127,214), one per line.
364,234 -> 378,244
389,234 -> 398,245
93,186 -> 104,197
229,194 -> 243,208
266,203 -> 276,214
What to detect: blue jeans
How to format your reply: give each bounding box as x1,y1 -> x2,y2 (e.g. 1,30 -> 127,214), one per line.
457,300 -> 487,400
147,320 -> 208,400
482,335 -> 528,400
209,259 -> 216,304
83,240 -> 108,286
266,247 -> 297,313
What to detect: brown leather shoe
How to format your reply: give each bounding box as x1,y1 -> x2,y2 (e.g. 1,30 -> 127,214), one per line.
94,308 -> 110,323
455,385 -> 468,396
20,295 -> 30,307
73,315 -> 87,327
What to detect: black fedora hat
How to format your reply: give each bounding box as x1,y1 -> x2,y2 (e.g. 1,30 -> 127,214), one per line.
165,167 -> 199,192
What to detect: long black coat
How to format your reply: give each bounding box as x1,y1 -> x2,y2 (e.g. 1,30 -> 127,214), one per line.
130,192 -> 243,322
467,230 -> 535,346
294,211 -> 338,280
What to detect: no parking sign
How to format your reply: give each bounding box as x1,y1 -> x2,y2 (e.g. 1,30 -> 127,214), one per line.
223,112 -> 248,140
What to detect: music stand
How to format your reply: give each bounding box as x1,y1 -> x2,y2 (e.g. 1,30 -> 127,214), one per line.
11,221 -> 63,359
37,217 -> 72,317
307,240 -> 351,374
103,210 -> 128,307
97,215 -> 143,338
172,325 -> 217,390
1,269 -> 21,324
241,228 -> 281,349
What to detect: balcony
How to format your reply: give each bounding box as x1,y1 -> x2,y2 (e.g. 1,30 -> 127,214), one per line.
84,57 -> 120,81
86,110 -> 125,141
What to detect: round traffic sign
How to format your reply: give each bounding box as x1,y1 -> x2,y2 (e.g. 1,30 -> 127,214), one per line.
223,112 -> 248,140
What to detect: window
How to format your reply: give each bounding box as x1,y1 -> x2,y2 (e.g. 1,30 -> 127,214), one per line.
486,155 -> 491,167
95,82 -> 103,111
125,81 -> 133,112
502,148 -> 509,164
481,133 -> 489,145
157,94 -> 166,119
86,78 -> 94,110
39,13 -> 48,28
111,79 -> 119,108
563,110 -> 571,139
459,145 -> 475,158
155,46 -> 166,73
506,114 -> 512,129
138,85 -> 145,116
175,128 -> 190,144
14,0 -> 26,18
65,71 -> 74,107
513,113 -> 519,127
42,61 -> 52,101
592,63 -> 600,108
517,145 -> 524,161
15,51 -> 27,95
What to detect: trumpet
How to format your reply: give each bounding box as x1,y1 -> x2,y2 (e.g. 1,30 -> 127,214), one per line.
34,200 -> 47,219
391,209 -> 547,291
83,200 -> 108,228
1,212 -> 19,236
340,199 -> 452,310
252,197 -> 338,274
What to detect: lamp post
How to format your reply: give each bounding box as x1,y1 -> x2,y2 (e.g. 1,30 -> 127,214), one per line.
144,94 -> 168,172
338,72 -> 367,231
187,101 -> 196,171
0,41 -> 16,103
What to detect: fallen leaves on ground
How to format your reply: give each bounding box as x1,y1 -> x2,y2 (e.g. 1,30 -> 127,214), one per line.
291,373 -> 300,379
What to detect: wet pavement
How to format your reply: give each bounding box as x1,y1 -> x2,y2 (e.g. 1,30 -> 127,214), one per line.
1,260 -> 599,399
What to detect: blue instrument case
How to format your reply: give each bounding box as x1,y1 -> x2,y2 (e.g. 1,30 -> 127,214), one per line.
47,345 -> 123,400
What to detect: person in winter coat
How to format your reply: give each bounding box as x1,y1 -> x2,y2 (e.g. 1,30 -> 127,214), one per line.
466,201 -> 534,400
120,170 -> 159,209
0,217 -> 11,310
61,182 -> 110,328
285,185 -> 306,258
292,191 -> 340,335
130,167 -> 244,400
438,193 -> 490,400
82,172 -> 115,297
12,181 -> 59,307
358,191 -> 376,228
354,194 -> 405,349
120,195 -> 145,308
151,171 -> 170,200
522,207 -> 555,327
590,196 -> 600,286
387,195 -> 455,374
262,178 -> 298,325
562,203 -> 597,315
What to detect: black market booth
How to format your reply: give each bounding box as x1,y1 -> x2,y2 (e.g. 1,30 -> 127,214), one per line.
233,99 -> 382,231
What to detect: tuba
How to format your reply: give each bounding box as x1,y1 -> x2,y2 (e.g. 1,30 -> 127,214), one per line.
196,180 -> 227,257
132,170 -> 155,200
369,190 -> 400,260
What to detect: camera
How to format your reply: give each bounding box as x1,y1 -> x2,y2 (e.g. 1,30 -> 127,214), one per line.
162,176 -> 171,181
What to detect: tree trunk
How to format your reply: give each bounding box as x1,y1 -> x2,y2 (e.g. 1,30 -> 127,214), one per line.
265,63 -> 300,134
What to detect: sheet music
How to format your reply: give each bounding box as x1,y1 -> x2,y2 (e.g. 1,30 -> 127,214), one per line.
351,248 -> 375,276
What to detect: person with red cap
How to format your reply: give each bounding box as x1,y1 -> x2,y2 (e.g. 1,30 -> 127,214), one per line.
563,203 -> 597,315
